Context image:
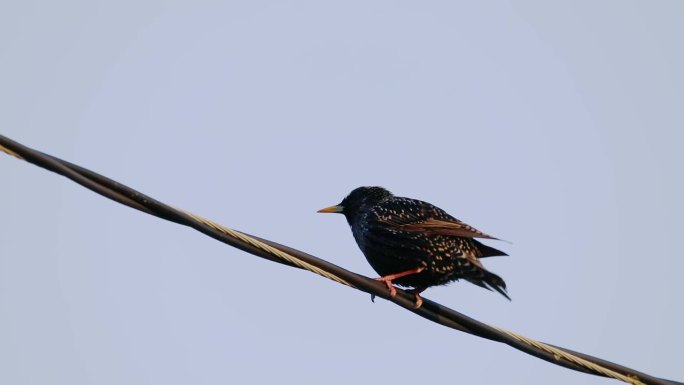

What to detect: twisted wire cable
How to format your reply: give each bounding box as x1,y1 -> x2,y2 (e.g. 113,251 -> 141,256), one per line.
1,135 -> 680,385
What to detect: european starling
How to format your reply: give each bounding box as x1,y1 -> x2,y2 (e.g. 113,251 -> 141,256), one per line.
318,186 -> 509,307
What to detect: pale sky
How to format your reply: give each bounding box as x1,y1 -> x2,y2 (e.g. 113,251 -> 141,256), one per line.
1,1 -> 683,384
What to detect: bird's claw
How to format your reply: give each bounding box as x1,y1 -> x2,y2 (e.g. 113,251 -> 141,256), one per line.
371,279 -> 423,309
374,277 -> 398,297
386,282 -> 397,297
412,293 -> 423,309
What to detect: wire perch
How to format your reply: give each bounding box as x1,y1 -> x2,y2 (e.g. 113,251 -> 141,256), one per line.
1,134 -> 681,385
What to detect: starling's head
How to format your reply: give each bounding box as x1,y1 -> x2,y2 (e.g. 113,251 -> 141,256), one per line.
318,186 -> 393,222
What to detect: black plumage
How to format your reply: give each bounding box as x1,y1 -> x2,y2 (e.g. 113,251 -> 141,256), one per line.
318,186 -> 510,304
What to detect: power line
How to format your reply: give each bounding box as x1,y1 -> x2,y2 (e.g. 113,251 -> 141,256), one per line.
1,134 -> 680,385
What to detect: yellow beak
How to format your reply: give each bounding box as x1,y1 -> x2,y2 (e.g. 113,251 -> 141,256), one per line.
317,205 -> 344,213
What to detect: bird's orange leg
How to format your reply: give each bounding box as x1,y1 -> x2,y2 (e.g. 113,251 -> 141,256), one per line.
374,267 -> 426,299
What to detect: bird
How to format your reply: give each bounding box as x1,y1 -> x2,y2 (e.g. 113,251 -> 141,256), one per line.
318,186 -> 509,308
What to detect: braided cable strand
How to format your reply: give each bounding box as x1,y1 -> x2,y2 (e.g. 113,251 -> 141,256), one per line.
180,209 -> 355,288
494,326 -> 646,385
0,144 -> 23,160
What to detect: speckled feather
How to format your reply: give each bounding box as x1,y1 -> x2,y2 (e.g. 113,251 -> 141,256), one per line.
335,186 -> 510,299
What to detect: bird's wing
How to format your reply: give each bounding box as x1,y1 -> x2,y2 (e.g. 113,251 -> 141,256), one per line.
397,218 -> 500,240
375,198 -> 499,240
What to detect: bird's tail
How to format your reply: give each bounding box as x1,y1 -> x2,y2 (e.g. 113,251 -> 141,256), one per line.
472,239 -> 508,258
466,270 -> 511,300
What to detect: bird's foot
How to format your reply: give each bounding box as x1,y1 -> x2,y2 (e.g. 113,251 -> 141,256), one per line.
372,267 -> 426,303
369,283 -> 423,308
409,288 -> 426,309
412,294 -> 423,309
373,277 -> 398,297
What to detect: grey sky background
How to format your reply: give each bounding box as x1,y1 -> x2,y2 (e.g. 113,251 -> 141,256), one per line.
1,1 -> 683,384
